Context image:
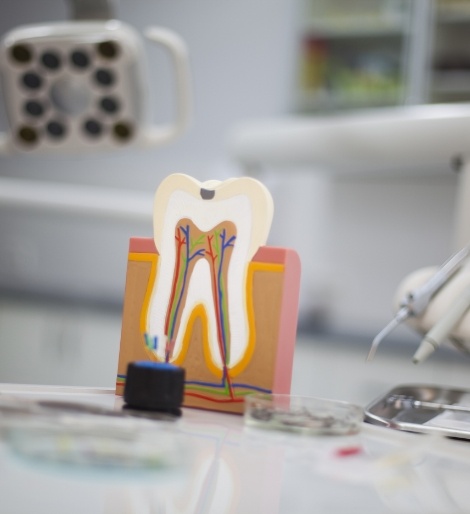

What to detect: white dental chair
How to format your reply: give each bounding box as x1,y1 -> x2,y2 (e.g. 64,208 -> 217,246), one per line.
227,103 -> 470,249
226,103 -> 470,355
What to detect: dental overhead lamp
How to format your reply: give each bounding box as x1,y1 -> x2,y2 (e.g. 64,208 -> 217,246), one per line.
227,103 -> 470,247
0,0 -> 191,220
0,0 -> 191,155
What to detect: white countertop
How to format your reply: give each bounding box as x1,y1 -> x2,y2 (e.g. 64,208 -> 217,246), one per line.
3,297 -> 470,512
2,383 -> 470,514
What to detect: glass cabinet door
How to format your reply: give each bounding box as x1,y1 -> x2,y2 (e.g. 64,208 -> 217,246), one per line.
295,0 -> 470,113
430,0 -> 470,104
295,0 -> 413,113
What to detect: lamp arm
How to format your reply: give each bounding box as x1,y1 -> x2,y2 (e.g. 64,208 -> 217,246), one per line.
0,132 -> 10,155
454,157 -> 470,250
0,72 -> 11,155
141,26 -> 192,148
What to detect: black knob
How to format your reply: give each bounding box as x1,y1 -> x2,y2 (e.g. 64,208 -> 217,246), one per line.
124,361 -> 185,414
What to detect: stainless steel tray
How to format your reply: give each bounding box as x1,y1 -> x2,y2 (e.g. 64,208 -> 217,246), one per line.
365,384 -> 470,440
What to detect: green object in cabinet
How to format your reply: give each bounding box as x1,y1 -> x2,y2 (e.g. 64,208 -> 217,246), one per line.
296,0 -> 412,112
296,0 -> 470,113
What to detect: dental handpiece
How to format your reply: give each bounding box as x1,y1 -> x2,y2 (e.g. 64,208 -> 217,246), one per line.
413,285 -> 470,364
367,243 -> 470,361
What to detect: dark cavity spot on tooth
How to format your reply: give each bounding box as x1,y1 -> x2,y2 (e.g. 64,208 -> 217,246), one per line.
200,188 -> 215,200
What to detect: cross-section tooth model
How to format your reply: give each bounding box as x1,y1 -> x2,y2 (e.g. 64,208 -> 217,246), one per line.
117,174 -> 301,413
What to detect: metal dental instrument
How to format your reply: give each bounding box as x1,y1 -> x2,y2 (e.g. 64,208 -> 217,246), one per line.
367,243 -> 470,361
387,394 -> 470,415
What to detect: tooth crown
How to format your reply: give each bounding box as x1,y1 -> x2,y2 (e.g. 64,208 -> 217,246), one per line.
117,174 -> 301,414
153,174 -> 274,262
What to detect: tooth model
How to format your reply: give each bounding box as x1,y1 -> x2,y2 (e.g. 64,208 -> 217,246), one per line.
116,174 -> 301,413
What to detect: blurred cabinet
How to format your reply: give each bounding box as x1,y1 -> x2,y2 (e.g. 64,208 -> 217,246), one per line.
0,298 -> 121,387
432,0 -> 470,103
296,0 -> 470,113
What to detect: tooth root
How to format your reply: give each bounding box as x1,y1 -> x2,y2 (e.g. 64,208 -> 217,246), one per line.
146,173 -> 273,374
163,218 -> 236,369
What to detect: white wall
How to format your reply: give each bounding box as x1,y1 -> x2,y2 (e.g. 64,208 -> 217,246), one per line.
0,0 -> 459,340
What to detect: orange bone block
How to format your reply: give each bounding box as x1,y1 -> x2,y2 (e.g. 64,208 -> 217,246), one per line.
116,238 -> 301,414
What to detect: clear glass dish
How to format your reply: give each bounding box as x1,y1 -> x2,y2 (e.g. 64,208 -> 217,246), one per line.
244,393 -> 363,436
0,394 -> 188,473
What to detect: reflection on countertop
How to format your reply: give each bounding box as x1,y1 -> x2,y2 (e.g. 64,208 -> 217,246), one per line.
1,295 -> 470,409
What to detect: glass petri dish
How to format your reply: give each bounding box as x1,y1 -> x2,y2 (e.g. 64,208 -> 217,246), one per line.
0,395 -> 187,473
244,393 -> 364,436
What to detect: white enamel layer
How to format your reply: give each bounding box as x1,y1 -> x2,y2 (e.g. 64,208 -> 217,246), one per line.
146,174 -> 273,369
